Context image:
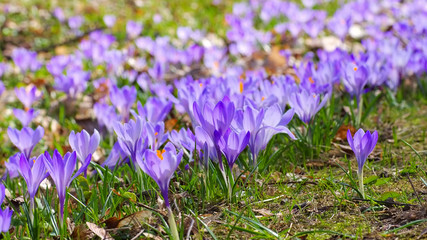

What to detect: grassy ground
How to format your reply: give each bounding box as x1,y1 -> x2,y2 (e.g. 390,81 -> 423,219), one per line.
0,0 -> 427,239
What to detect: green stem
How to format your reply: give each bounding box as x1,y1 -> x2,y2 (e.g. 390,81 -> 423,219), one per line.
358,169 -> 365,199
167,207 -> 179,240
357,96 -> 363,128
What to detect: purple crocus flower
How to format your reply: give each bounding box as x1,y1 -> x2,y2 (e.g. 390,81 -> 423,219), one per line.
54,69 -> 90,98
136,142 -> 182,239
110,85 -> 137,122
13,108 -> 39,127
18,154 -> 48,214
217,129 -> 250,169
0,184 -> 12,233
288,89 -> 330,124
68,129 -> 100,163
135,97 -> 172,123
113,117 -> 145,162
102,142 -> 127,169
126,20 -> 143,39
53,7 -> 65,22
93,102 -> 120,133
0,207 -> 13,233
5,153 -> 24,179
193,98 -> 235,170
0,81 -> 4,97
11,48 -> 41,73
103,15 -> 116,28
347,129 -> 378,198
0,63 -> 9,78
7,126 -> 44,160
68,15 -> 84,30
15,86 -> 41,109
43,150 -> 91,224
136,142 -> 182,208
146,121 -> 169,150
342,63 -> 369,104
169,128 -> 198,162
46,55 -> 70,76
232,104 -> 295,164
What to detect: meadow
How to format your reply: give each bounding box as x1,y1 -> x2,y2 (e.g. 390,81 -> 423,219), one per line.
0,0 -> 426,239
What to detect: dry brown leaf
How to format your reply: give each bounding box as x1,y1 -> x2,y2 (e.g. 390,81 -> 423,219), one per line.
71,224 -> 93,240
253,209 -> 273,217
335,124 -> 356,141
86,222 -> 114,240
165,118 -> 178,131
117,210 -> 153,228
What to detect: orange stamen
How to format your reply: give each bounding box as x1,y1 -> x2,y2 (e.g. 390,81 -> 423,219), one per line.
156,149 -> 166,160
199,83 -> 203,87
353,67 -> 358,71
154,132 -> 158,136
261,96 -> 265,101
309,77 -> 314,84
239,81 -> 244,93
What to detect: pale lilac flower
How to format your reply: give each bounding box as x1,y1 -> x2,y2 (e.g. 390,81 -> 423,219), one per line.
13,108 -> 39,127
7,126 -> 44,160
14,85 -> 42,109
103,15 -> 116,27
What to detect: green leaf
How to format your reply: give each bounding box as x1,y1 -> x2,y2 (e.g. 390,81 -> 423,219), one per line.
122,192 -> 137,202
374,177 -> 391,186
364,175 -> 378,185
379,191 -> 401,201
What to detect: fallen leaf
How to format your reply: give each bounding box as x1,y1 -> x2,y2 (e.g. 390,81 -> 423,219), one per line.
335,124 -> 356,141
71,224 -> 93,240
165,118 -> 178,131
86,222 -> 114,240
253,209 -> 273,217
116,210 -> 153,228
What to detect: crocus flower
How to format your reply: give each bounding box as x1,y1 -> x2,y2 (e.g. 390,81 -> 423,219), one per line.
93,102 -> 120,133
136,142 -> 182,207
110,85 -> 137,121
15,86 -> 42,109
5,153 -> 23,179
169,128 -> 198,162
17,154 -> 48,217
126,20 -> 143,39
217,129 -> 250,169
54,69 -> 90,98
347,129 -> 378,198
136,142 -> 182,239
146,121 -> 169,150
53,7 -> 65,22
11,48 -> 41,73
113,117 -> 145,162
342,63 -> 369,105
7,126 -> 44,160
68,15 -> 84,30
103,15 -> 116,27
13,108 -> 39,127
102,142 -> 127,169
135,97 -> 172,123
0,184 -> 13,233
0,81 -> 4,97
0,207 -> 13,233
43,150 -> 91,224
288,88 -> 330,124
68,129 -> 100,163
232,104 -> 295,164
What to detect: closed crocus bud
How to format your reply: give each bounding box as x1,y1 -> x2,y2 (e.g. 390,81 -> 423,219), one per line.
347,128 -> 378,198
68,129 -> 100,163
43,150 -> 91,225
